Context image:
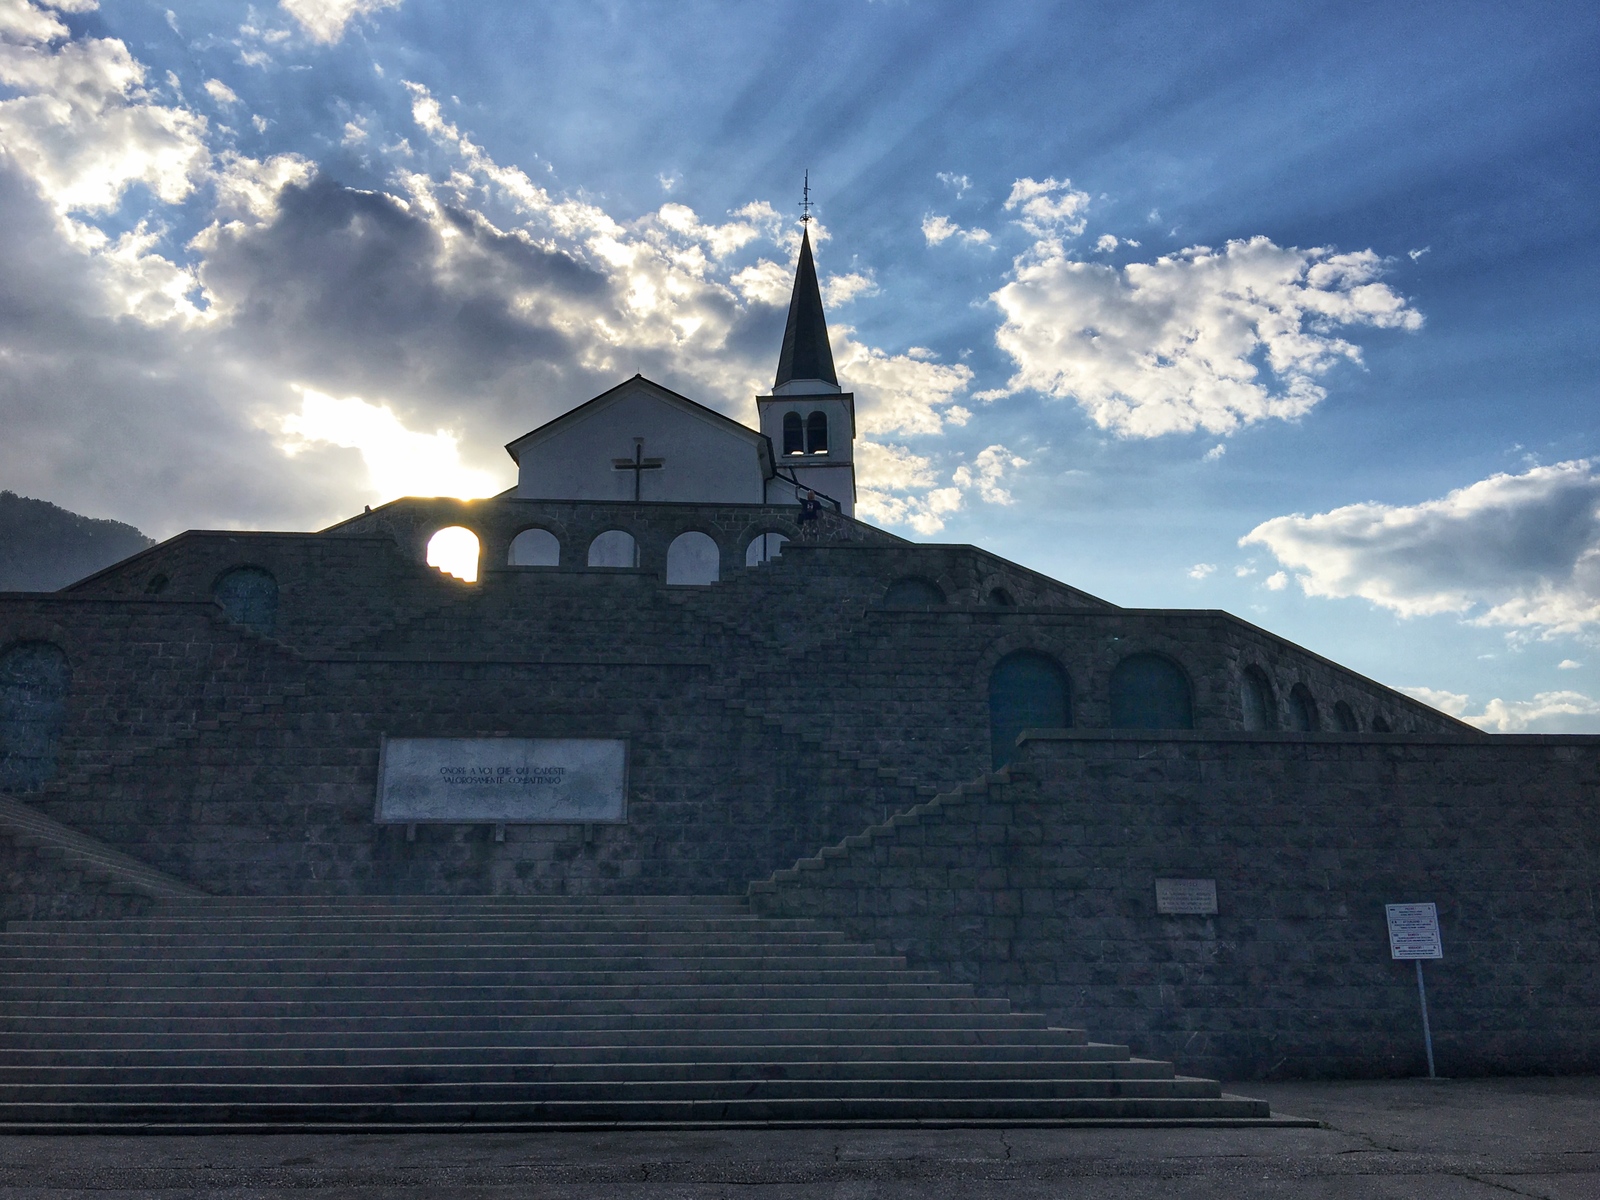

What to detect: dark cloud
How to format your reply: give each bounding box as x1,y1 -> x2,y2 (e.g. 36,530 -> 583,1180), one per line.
202,175 -> 613,411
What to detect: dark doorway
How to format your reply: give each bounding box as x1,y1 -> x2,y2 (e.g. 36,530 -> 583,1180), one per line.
0,641 -> 70,792
989,651 -> 1071,768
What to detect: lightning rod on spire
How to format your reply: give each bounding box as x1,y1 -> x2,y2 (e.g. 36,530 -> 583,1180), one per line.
800,171 -> 813,226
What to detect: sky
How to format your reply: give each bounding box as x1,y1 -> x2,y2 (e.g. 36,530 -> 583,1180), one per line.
0,0 -> 1597,731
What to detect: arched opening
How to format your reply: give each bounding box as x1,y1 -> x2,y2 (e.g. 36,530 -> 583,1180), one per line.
213,566 -> 279,632
508,527 -> 560,567
988,651 -> 1071,769
782,412 -> 804,456
806,411 -> 829,454
1333,700 -> 1360,732
1110,653 -> 1194,730
425,527 -> 480,583
1288,683 -> 1320,732
988,588 -> 1016,606
145,573 -> 169,595
1241,666 -> 1275,731
745,532 -> 789,567
1371,713 -> 1392,733
666,531 -> 720,585
0,641 -> 70,792
883,577 -> 945,606
587,529 -> 638,569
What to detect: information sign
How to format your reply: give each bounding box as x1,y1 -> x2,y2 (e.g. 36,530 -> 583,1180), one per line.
1155,879 -> 1218,915
1386,902 -> 1444,960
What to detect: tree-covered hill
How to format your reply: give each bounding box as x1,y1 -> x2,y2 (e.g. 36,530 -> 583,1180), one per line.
0,492 -> 155,592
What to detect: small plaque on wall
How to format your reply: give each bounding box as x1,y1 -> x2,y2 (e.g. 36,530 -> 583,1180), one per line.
376,737 -> 627,824
1156,878 -> 1218,915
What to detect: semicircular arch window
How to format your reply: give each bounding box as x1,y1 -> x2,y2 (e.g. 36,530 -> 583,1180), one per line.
213,567 -> 279,633
666,531 -> 720,585
1241,666 -> 1275,731
1109,653 -> 1194,730
425,528 -> 480,583
1333,700 -> 1360,732
1288,683 -> 1320,732
508,527 -> 560,567
587,529 -> 638,569
745,532 -> 789,567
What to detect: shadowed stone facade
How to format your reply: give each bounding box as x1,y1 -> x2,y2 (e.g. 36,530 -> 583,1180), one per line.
0,237 -> 1594,1085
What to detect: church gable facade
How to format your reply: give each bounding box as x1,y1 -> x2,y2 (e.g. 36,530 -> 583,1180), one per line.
0,224 -> 1596,1093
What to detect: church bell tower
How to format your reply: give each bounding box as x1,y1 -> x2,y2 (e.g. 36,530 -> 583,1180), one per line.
757,222 -> 856,516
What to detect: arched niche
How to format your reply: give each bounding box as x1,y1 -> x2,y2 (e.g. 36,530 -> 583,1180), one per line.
1333,700 -> 1360,732
782,412 -> 804,456
666,531 -> 719,585
1241,666 -> 1275,731
0,641 -> 70,792
1288,683 -> 1320,732
144,573 -> 169,595
1371,713 -> 1392,733
883,577 -> 945,607
508,527 -> 560,567
806,411 -> 829,454
587,529 -> 638,569
213,566 -> 279,633
988,651 -> 1071,769
1109,652 -> 1194,730
987,588 -> 1016,607
744,532 -> 789,567
426,527 -> 480,583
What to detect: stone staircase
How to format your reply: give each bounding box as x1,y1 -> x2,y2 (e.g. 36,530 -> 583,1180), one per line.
0,894 -> 1290,1129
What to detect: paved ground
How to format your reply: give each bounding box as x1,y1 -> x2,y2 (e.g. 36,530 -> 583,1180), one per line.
0,1077 -> 1594,1197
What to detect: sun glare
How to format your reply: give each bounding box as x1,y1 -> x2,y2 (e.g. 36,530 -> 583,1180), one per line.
426,526 -> 480,582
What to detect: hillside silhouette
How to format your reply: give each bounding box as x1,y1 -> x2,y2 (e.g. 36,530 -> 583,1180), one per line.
0,492 -> 154,592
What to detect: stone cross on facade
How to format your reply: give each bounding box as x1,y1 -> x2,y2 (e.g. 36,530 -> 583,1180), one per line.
611,438 -> 664,501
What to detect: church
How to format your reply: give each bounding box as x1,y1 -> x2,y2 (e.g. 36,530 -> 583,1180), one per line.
0,226 -> 1593,1127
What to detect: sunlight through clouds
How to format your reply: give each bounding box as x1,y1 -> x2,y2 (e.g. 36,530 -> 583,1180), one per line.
278,387 -> 506,503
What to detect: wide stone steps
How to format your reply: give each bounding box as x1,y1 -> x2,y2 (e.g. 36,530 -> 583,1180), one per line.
0,895 -> 1283,1128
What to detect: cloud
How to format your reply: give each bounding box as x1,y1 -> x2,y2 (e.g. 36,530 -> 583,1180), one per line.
0,13 -> 977,535
278,0 -> 402,44
1558,659 -> 1581,669
1402,685 -> 1600,733
203,78 -> 239,106
922,213 -> 990,247
936,171 -> 970,198
1003,176 -> 1089,239
1094,234 -> 1118,253
822,271 -> 876,307
1264,571 -> 1288,590
1241,460 -> 1600,635
856,440 -> 1024,535
984,236 -> 1421,437
1188,563 -> 1215,580
1203,443 -> 1225,461
992,238 -> 1422,430
279,386 -> 504,502
0,7 -> 211,214
951,444 -> 1027,505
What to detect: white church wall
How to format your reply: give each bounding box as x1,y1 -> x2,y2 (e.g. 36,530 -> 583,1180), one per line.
516,388 -> 765,505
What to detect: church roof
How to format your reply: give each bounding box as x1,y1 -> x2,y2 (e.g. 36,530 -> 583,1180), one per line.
504,374 -> 771,469
774,229 -> 838,389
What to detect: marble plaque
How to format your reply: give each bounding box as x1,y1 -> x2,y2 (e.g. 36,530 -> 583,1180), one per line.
1155,878 -> 1218,915
376,737 -> 627,824
1385,902 -> 1443,960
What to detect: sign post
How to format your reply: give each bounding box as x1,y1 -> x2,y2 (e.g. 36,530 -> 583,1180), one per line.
1385,902 -> 1443,1079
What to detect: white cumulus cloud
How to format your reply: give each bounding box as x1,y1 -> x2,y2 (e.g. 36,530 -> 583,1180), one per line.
1402,685 -> 1600,733
1241,460 -> 1600,636
984,236 -> 1421,438
1188,563 -> 1215,580
922,213 -> 989,247
1003,176 -> 1089,239
278,0 -> 401,44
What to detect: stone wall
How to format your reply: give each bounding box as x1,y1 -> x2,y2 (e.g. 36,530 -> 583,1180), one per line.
749,729 -> 1600,1081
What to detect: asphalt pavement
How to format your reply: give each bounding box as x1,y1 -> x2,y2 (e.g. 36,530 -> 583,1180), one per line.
0,1076 -> 1594,1197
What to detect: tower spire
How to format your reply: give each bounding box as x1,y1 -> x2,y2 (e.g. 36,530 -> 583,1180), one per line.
774,178 -> 837,390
